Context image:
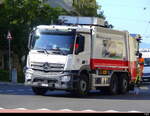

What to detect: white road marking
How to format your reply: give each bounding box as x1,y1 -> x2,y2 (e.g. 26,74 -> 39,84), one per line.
15,108 -> 28,110
105,110 -> 120,113
36,108 -> 50,111
82,110 -> 97,112
0,107 -> 142,113
59,109 -> 73,112
128,110 -> 142,113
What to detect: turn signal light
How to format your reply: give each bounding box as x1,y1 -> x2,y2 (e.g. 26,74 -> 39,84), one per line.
99,70 -> 108,75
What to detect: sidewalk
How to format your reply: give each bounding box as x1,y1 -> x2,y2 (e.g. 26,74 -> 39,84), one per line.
0,82 -> 24,86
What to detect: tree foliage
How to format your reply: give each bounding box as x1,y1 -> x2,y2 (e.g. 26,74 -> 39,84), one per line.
72,0 -> 113,28
72,0 -> 105,19
0,0 -> 63,64
0,0 -> 112,69
72,0 -> 99,16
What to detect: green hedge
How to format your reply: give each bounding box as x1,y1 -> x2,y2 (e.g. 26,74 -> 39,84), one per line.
0,70 -> 24,83
0,70 -> 10,82
18,72 -> 25,83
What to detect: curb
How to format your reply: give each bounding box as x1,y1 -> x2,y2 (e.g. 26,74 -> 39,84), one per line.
0,82 -> 24,86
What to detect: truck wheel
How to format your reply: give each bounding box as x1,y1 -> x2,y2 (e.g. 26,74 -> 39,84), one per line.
119,75 -> 129,94
109,74 -> 118,95
32,87 -> 48,95
75,74 -> 89,97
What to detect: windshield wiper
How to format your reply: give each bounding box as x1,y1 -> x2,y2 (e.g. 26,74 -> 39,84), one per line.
36,48 -> 66,55
43,49 -> 49,54
50,49 -> 66,55
36,48 -> 50,55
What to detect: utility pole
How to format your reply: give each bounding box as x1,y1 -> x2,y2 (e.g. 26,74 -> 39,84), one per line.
7,31 -> 12,82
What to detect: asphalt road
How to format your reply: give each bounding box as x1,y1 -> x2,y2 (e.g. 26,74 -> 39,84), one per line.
0,82 -> 150,113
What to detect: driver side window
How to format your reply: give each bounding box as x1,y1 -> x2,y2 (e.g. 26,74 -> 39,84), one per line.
75,34 -> 85,54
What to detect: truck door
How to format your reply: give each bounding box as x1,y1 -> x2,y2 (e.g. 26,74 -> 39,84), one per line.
72,33 -> 91,71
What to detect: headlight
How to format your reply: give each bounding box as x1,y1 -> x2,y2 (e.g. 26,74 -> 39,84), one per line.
25,73 -> 32,80
61,76 -> 71,82
26,55 -> 31,68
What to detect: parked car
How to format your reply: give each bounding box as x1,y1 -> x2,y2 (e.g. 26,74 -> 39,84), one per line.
142,58 -> 150,82
140,49 -> 150,82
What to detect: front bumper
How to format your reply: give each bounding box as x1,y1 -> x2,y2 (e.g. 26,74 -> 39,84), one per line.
25,69 -> 76,90
142,73 -> 150,82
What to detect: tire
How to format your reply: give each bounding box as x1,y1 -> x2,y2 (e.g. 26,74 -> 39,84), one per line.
109,74 -> 118,95
74,74 -> 89,97
118,74 -> 129,94
32,87 -> 48,95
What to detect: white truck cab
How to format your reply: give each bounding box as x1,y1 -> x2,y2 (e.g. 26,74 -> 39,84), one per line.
25,23 -> 93,95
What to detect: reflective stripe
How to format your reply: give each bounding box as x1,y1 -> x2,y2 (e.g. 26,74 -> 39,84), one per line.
95,65 -> 128,69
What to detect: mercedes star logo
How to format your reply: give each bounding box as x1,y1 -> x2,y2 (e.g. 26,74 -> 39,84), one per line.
43,62 -> 50,71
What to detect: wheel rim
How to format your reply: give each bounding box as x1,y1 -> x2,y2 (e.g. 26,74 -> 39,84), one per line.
112,79 -> 117,92
123,78 -> 128,90
80,80 -> 87,92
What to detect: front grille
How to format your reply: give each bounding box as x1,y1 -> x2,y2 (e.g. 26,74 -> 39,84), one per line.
31,62 -> 65,71
33,70 -> 63,76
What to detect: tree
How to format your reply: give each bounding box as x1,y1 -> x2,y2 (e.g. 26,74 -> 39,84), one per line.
72,0 -> 113,28
0,0 -> 64,80
72,0 -> 106,19
72,0 -> 99,17
0,0 -> 63,61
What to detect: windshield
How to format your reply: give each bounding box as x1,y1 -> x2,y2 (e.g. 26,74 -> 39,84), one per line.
31,30 -> 75,55
144,58 -> 150,67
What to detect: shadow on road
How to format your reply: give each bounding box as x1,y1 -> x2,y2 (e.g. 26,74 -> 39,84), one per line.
0,82 -> 150,100
43,90 -> 150,100
39,82 -> 150,100
43,82 -> 150,100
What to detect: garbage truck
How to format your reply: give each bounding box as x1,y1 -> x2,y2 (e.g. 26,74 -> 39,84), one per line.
25,16 -> 140,96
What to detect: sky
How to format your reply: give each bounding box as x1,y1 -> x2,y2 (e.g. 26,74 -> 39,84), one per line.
97,0 -> 150,48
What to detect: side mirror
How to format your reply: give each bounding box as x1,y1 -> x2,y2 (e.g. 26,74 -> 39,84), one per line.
28,33 -> 32,50
28,30 -> 36,50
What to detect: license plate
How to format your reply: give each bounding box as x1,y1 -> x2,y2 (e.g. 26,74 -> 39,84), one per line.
41,84 -> 48,87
